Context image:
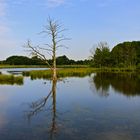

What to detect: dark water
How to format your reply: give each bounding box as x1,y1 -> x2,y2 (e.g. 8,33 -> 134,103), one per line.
0,71 -> 140,140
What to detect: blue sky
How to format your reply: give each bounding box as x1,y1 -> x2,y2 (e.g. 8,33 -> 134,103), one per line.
0,0 -> 140,60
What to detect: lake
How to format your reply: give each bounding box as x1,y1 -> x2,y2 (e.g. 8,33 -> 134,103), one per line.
0,69 -> 140,140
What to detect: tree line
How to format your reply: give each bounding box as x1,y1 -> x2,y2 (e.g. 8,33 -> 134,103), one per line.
1,41 -> 140,68
0,55 -> 91,66
90,41 -> 140,68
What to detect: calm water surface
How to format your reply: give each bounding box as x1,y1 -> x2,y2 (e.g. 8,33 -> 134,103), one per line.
0,70 -> 140,140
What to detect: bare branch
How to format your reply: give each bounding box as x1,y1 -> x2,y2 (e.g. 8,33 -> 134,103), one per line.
56,45 -> 68,49
56,38 -> 70,44
55,29 -> 67,36
44,43 -> 53,49
26,40 -> 53,69
38,47 -> 53,52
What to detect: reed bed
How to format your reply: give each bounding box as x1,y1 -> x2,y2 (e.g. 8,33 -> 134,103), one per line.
0,74 -> 23,85
23,68 -> 98,80
22,67 -> 139,80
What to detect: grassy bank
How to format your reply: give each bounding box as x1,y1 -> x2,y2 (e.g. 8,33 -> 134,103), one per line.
0,74 -> 23,85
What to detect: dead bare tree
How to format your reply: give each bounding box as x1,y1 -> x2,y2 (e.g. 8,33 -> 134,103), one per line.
26,17 -> 68,81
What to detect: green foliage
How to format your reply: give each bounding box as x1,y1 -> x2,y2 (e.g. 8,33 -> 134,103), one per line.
91,42 -> 111,67
2,55 -> 91,66
56,55 -> 69,65
111,41 -> 140,67
56,55 -> 91,65
6,56 -> 32,65
5,55 -> 46,65
31,56 -> 46,65
91,41 -> 140,68
2,41 -> 140,68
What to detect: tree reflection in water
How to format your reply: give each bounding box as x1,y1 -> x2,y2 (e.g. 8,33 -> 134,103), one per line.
90,72 -> 140,97
26,79 -> 58,140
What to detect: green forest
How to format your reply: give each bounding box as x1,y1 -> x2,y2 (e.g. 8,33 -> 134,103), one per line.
1,41 -> 140,68
91,41 -> 140,68
0,55 -> 90,66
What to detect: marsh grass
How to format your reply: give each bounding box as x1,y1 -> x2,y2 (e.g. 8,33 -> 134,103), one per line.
23,68 -> 98,80
98,67 -> 137,73
22,67 -> 139,80
57,65 -> 90,68
0,74 -> 23,85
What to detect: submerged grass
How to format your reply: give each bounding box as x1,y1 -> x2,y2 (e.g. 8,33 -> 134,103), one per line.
0,74 -> 23,85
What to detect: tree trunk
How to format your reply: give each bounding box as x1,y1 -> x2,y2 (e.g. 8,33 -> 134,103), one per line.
52,35 -> 57,81
52,55 -> 57,81
53,67 -> 57,81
